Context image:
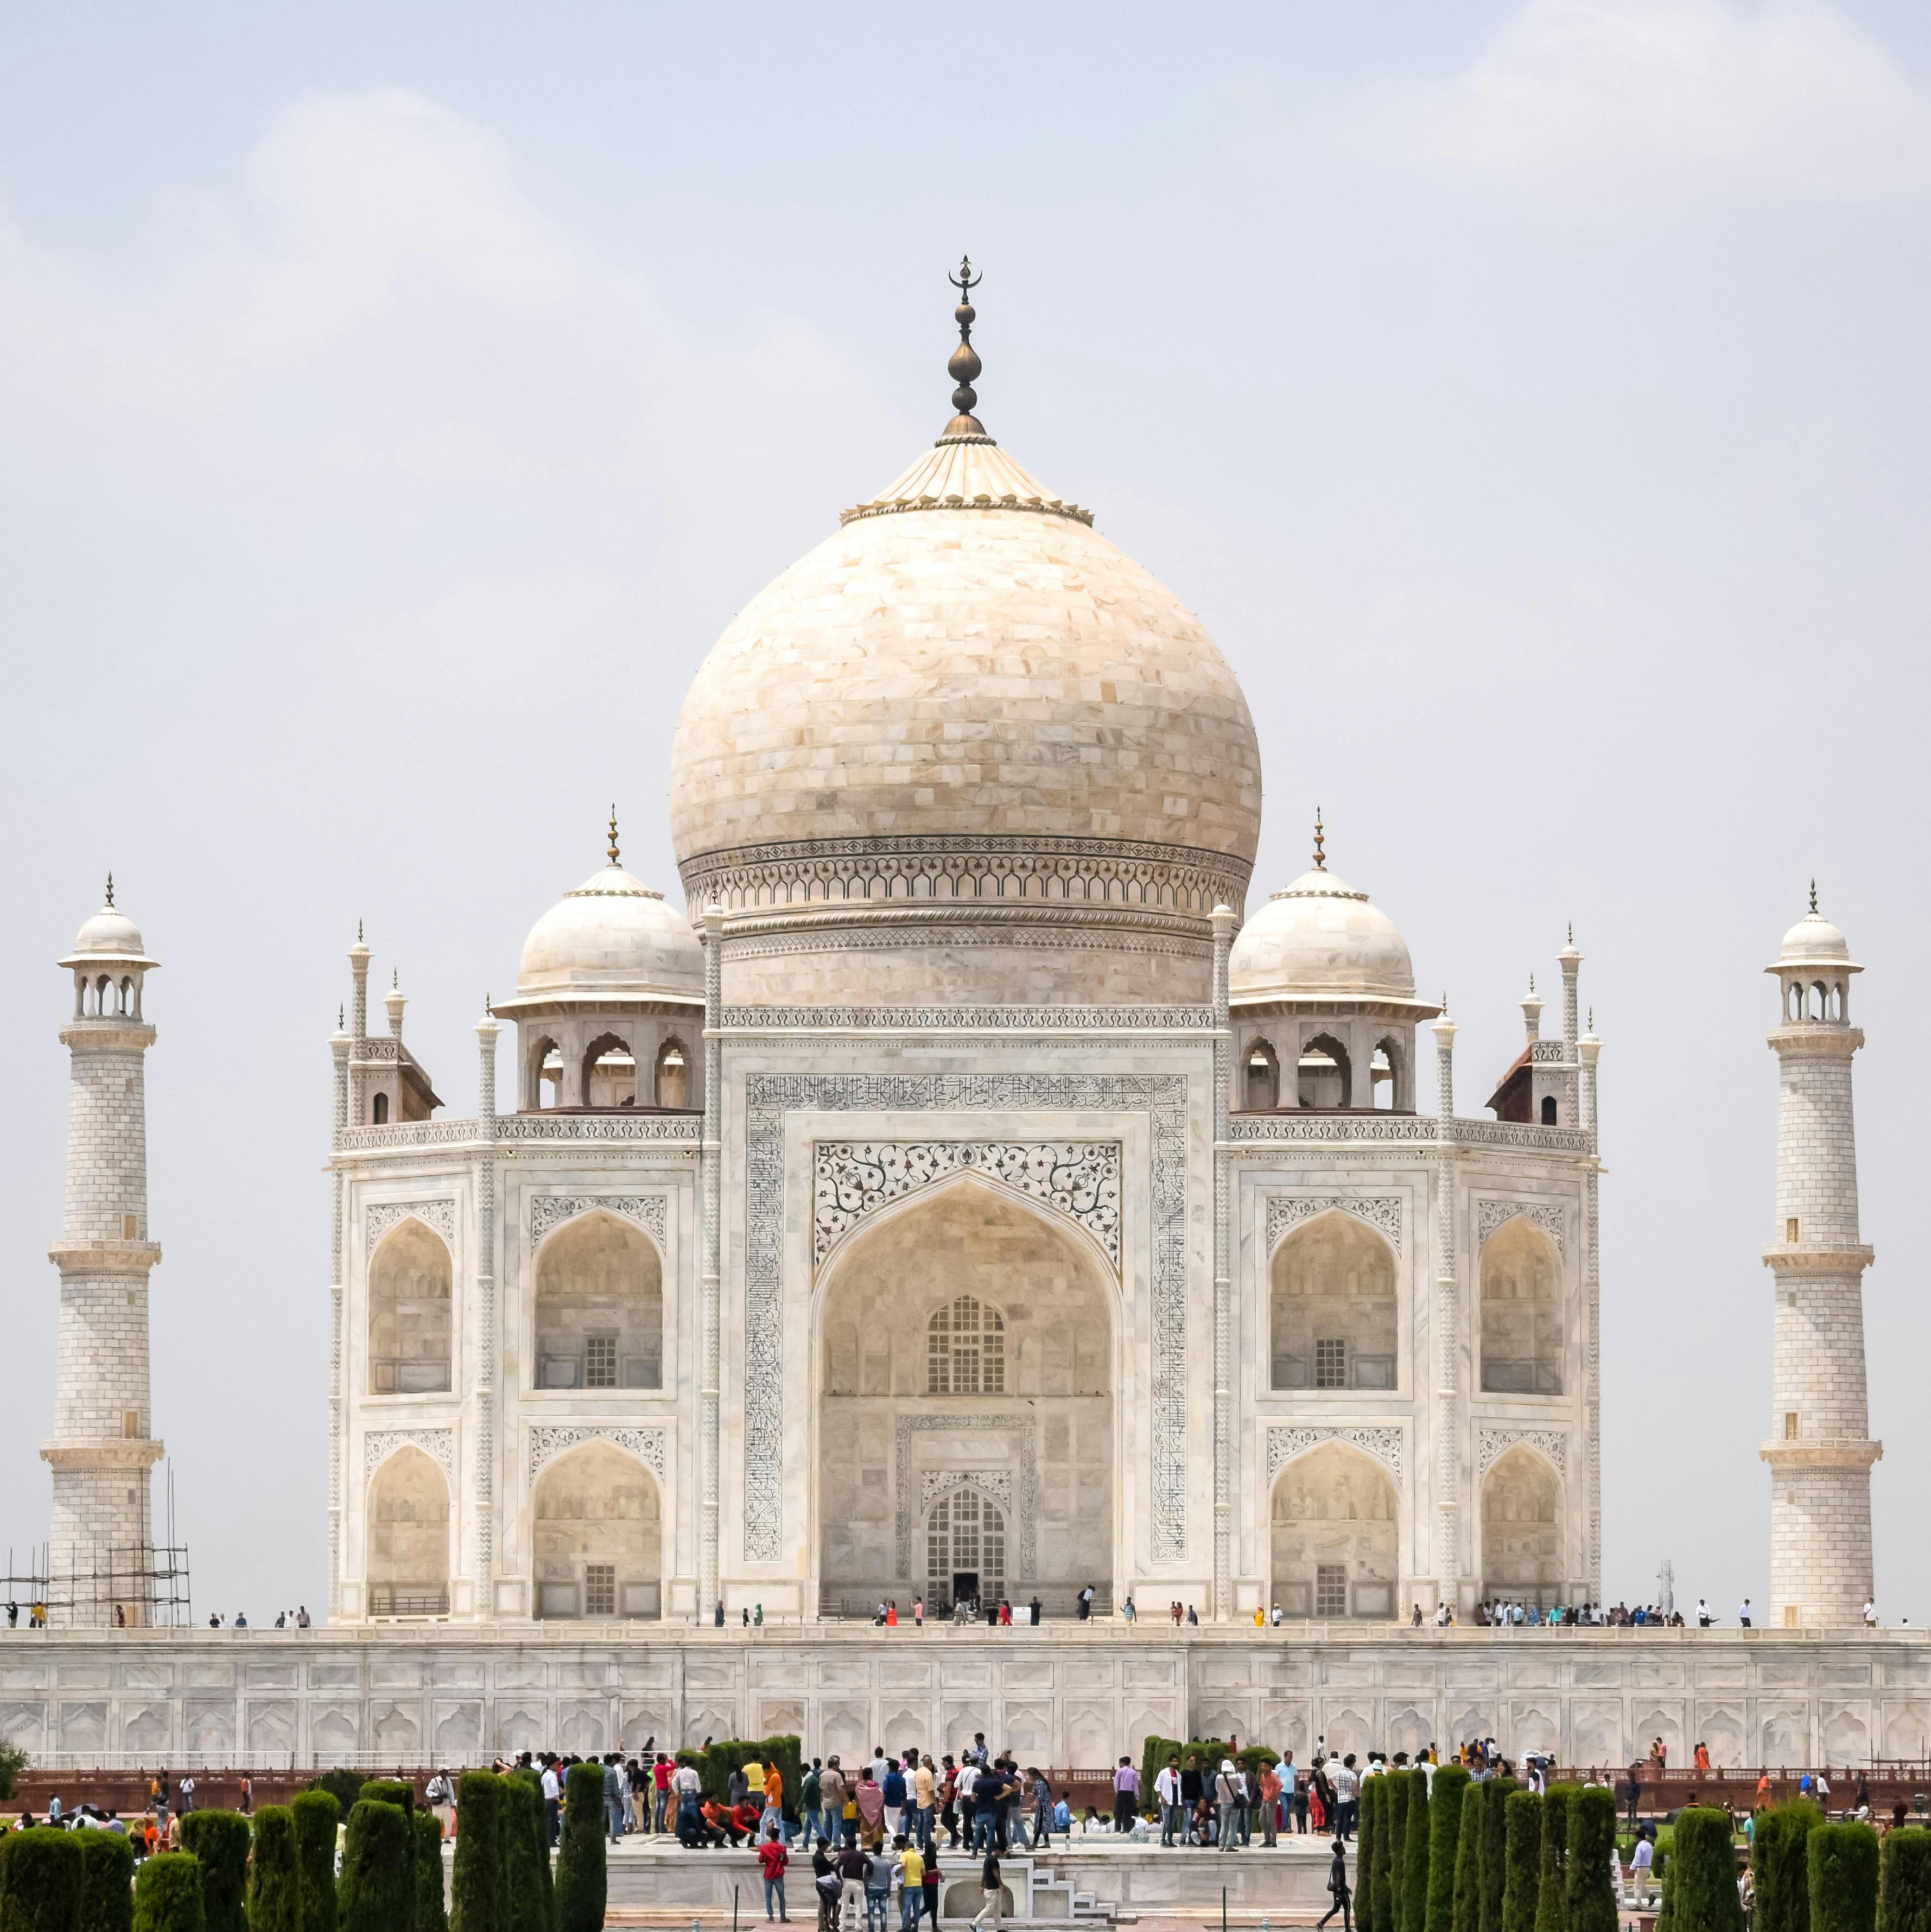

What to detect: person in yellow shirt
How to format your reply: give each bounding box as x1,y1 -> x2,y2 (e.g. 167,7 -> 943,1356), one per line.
898,1836 -> 928,1929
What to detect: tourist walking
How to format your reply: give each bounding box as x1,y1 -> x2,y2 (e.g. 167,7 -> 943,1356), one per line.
1317,1836 -> 1354,1930
971,1851 -> 1003,1928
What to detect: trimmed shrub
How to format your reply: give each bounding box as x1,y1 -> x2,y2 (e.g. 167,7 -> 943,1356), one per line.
1,1825 -> 85,1931
1565,1788 -> 1619,1932
1880,1828 -> 1931,1932
1357,1775 -> 1381,1932
131,1855 -> 204,1932
1453,1777 -> 1484,1932
554,1763 -> 606,1932
1757,1802 -> 1824,1932
450,1771 -> 506,1932
1136,1737 -> 1280,1803
1535,1784 -> 1576,1932
1667,1808 -> 1743,1932
504,1772 -> 552,1932
1373,1777 -> 1397,1932
176,1813 -> 248,1932
1406,1771 -> 1434,1932
1427,1769 -> 1471,1932
79,1828 -> 136,1932
290,1790 -> 341,1932
308,1770 -> 367,1816
1810,1823 -> 1881,1932
359,1783 -> 417,1932
1502,1790 -> 1542,1932
246,1806 -> 300,1932
341,1800 -> 413,1932
1388,1772 -> 1414,1932
1479,1780 -> 1516,1932
0,1742 -> 30,1804
413,1810 -> 449,1932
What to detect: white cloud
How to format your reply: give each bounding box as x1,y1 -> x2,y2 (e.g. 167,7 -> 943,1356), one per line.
1329,0 -> 1931,205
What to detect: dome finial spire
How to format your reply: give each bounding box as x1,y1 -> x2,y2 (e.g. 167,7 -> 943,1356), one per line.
1809,877 -> 1819,915
1312,807 -> 1326,872
942,256 -> 987,441
608,803 -> 620,867
104,871 -> 114,908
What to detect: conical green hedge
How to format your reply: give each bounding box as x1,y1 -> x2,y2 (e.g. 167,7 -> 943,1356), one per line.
1406,1771 -> 1434,1932
341,1799 -> 414,1932
2,1826 -> 85,1930
1358,1775 -> 1381,1932
177,1811 -> 249,1932
505,1771 -> 554,1932
1479,1779 -> 1516,1932
1502,1790 -> 1542,1932
1810,1823 -> 1880,1932
79,1827 -> 136,1932
1564,1787 -> 1619,1932
1388,1772 -> 1414,1932
555,1763 -> 607,1932
1373,1776 -> 1398,1932
414,1809 -> 450,1932
1878,1827 -> 1931,1932
291,1789 -> 341,1932
132,1853 -> 206,1932
1667,1807 -> 1743,1932
1535,1784 -> 1576,1932
1427,1768 -> 1472,1932
450,1772 -> 506,1932
246,1806 -> 300,1932
1756,1802 -> 1823,1932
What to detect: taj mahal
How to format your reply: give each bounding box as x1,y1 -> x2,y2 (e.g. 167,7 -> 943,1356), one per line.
9,274 -> 1907,1780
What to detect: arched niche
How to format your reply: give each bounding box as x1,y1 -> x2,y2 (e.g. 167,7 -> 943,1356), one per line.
655,1038 -> 691,1109
1270,1211 -> 1398,1391
1269,1441 -> 1398,1620
816,1179 -> 1113,1618
1480,1218 -> 1564,1395
366,1446 -> 450,1616
368,1218 -> 452,1395
1298,1032 -> 1352,1109
532,1439 -> 662,1620
582,1031 -> 636,1108
533,1211 -> 663,1390
1244,1038 -> 1280,1111
1481,1445 -> 1560,1602
924,1483 -> 1008,1610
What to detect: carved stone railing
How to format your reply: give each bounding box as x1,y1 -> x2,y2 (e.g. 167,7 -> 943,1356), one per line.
337,1114 -> 701,1154
1228,1115 -> 1592,1156
719,1005 -> 1216,1031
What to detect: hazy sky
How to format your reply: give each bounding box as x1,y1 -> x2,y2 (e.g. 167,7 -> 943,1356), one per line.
2,0 -> 1927,1624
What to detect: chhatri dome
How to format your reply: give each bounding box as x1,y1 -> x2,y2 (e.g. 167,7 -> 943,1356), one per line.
1228,815 -> 1420,1006
669,261 -> 1262,1005
515,811 -> 702,1003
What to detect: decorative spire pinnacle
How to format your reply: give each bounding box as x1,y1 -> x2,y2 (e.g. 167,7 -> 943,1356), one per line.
1587,1006 -> 1595,1031
1441,990 -> 1450,1014
358,919 -> 364,943
1529,973 -> 1536,993
1567,921 -> 1573,944
941,256 -> 987,441
104,872 -> 115,909
391,969 -> 398,989
1809,878 -> 1819,915
608,805 -> 620,867
1312,808 -> 1326,872
339,1004 -> 345,1029
485,991 -> 493,1016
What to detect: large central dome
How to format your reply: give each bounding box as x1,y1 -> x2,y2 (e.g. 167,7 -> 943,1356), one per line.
670,274 -> 1262,1006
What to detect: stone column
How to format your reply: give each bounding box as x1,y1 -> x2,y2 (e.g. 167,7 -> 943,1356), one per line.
1430,1008 -> 1459,1606
1762,907 -> 1878,1626
46,907 -> 164,1627
475,1014 -> 503,1619
328,1017 -> 351,1620
1210,904 -> 1236,1620
1558,936 -> 1580,1052
700,904 -> 726,1620
1578,1019 -> 1603,1604
348,933 -> 372,1127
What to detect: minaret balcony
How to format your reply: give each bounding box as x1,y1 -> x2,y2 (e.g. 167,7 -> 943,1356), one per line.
1761,1241 -> 1873,1274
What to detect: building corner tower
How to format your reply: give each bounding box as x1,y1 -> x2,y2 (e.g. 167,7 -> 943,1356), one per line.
44,881 -> 164,1626
1761,887 -> 1879,1627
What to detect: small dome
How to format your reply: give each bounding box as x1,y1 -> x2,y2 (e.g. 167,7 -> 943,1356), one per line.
1229,866 -> 1417,1004
1774,905 -> 1859,973
517,862 -> 703,1003
72,904 -> 147,958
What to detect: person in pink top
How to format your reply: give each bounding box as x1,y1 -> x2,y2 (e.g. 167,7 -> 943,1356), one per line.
1259,1759 -> 1283,1846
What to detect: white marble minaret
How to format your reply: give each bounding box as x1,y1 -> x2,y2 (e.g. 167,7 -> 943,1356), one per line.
1761,886 -> 1879,1627
45,881 -> 164,1626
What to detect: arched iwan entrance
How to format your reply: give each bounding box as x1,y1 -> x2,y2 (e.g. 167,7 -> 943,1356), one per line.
817,1180 -> 1113,1618
1269,1442 -> 1397,1620
366,1447 -> 450,1617
532,1440 -> 662,1620
533,1211 -> 663,1390
1481,1446 -> 1560,1604
369,1219 -> 452,1394
1270,1212 -> 1397,1391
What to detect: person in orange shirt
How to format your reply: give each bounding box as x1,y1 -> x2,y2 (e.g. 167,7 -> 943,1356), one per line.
764,1763 -> 786,1842
1694,1743 -> 1710,1773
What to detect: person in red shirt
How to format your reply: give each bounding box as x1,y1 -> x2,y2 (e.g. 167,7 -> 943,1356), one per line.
759,1825 -> 791,1921
728,1799 -> 764,1846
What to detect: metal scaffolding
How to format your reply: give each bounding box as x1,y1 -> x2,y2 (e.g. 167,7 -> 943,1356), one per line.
2,1541 -> 192,1627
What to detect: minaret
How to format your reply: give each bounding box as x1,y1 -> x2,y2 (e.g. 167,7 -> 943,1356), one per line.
1761,885 -> 1879,1627
46,881 -> 164,1626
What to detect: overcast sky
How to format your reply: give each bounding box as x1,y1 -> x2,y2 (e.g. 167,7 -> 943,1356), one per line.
1,0 -> 1927,1626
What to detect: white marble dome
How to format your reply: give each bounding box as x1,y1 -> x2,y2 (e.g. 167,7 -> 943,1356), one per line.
1776,905 -> 1858,971
667,421 -> 1262,1004
1229,866 -> 1416,1004
69,898 -> 148,960
517,862 -> 703,1002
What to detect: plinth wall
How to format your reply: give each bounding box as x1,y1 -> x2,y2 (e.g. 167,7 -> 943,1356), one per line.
5,1625 -> 1928,1772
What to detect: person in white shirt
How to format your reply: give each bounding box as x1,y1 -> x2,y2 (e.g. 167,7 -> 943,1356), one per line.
1864,1600 -> 1878,1627
541,1762 -> 563,1846
1738,1599 -> 1752,1627
1154,1762 -> 1183,1847
1697,1599 -> 1712,1627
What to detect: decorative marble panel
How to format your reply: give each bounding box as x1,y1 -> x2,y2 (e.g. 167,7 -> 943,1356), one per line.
528,1424 -> 668,1484
1478,1428 -> 1568,1480
1266,1194 -> 1403,1258
1265,1425 -> 1405,1488
920,1470 -> 1015,1515
529,1194 -> 667,1250
365,1428 -> 455,1484
895,1414 -> 1036,1578
1476,1201 -> 1565,1259
366,1200 -> 456,1250
745,1073 -> 1188,1565
814,1142 -> 1120,1273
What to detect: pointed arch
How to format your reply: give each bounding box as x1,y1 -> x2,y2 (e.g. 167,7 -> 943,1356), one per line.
1298,1031 -> 1353,1109
924,1482 -> 1008,1609
1244,1038 -> 1280,1111
368,1217 -> 452,1395
581,1031 -> 636,1108
1270,1209 -> 1398,1392
1481,1444 -> 1561,1603
366,1445 -> 450,1617
655,1036 -> 692,1109
1480,1217 -> 1563,1395
531,1437 -> 663,1620
533,1208 -> 662,1390
1269,1441 -> 1398,1620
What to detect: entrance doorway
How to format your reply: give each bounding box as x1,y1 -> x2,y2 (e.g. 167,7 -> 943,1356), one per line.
952,1570 -> 979,1608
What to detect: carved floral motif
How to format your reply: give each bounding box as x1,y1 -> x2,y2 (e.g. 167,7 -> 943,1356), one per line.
1476,1201 -> 1565,1258
365,1427 -> 454,1484
1265,1426 -> 1405,1487
1266,1195 -> 1403,1258
1478,1428 -> 1568,1480
530,1194 -> 667,1249
527,1424 -> 668,1484
365,1199 -> 456,1249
